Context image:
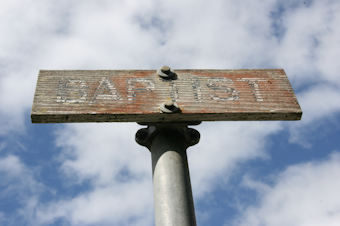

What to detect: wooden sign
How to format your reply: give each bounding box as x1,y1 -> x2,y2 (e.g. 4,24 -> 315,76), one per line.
31,69 -> 302,123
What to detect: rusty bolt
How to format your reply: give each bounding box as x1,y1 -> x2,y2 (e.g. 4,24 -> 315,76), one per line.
160,100 -> 181,113
157,66 -> 177,80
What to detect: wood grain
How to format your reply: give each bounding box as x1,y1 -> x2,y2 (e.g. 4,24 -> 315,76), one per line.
31,69 -> 302,123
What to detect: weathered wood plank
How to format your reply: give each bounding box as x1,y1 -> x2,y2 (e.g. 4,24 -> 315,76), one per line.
31,69 -> 302,123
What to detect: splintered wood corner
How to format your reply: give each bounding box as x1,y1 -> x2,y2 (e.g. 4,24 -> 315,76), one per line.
31,69 -> 302,123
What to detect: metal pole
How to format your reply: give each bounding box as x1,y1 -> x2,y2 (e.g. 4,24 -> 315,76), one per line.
136,124 -> 200,226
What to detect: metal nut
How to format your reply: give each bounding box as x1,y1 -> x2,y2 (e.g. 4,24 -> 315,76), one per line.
157,66 -> 177,80
160,101 -> 181,113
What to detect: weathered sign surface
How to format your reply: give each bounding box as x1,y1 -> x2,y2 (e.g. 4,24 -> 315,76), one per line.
31,69 -> 302,123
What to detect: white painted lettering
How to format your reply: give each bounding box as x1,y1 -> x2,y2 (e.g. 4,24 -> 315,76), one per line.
192,77 -> 202,102
92,77 -> 121,102
57,79 -> 88,103
127,78 -> 155,101
207,78 -> 239,101
170,81 -> 179,101
238,78 -> 266,102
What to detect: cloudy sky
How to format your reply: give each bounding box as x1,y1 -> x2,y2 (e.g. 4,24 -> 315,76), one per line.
1,0 -> 340,225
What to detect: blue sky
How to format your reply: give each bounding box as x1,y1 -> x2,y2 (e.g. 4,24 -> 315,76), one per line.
1,0 -> 340,225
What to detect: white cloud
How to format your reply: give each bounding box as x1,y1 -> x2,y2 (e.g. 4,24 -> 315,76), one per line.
0,71 -> 35,135
297,85 -> 340,123
315,3 -> 340,85
0,155 -> 45,225
54,123 -> 150,185
156,0 -> 277,68
0,125 -> 154,226
0,155 -> 23,175
276,0 -> 340,86
0,0 -> 68,134
40,1 -> 159,69
189,121 -> 281,196
32,123 -> 154,225
233,152 -> 340,226
0,155 -> 41,192
37,180 -> 153,226
288,84 -> 340,146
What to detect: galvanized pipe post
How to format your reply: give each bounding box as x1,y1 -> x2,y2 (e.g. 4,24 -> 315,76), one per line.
136,123 -> 200,226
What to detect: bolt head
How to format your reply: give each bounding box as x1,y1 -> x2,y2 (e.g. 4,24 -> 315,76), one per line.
157,66 -> 177,80
160,101 -> 181,113
164,100 -> 174,108
161,65 -> 171,74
